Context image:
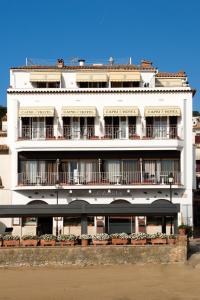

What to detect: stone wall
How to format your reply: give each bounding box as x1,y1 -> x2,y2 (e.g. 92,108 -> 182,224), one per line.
0,243 -> 187,267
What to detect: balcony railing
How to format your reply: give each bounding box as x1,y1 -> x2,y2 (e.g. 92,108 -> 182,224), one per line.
62,126 -> 95,140
145,126 -> 179,139
104,126 -> 136,139
19,125 -> 54,140
18,125 -> 182,141
18,171 -> 181,186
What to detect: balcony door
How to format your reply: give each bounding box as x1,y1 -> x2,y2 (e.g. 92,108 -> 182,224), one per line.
32,117 -> 45,139
153,117 -> 167,139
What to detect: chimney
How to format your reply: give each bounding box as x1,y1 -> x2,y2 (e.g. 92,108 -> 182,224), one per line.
140,60 -> 153,68
57,59 -> 64,68
78,59 -> 85,66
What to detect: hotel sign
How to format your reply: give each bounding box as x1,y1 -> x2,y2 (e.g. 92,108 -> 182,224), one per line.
144,106 -> 181,117
19,107 -> 54,117
61,106 -> 96,117
104,106 -> 139,116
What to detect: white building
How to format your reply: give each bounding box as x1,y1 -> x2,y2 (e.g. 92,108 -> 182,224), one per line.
3,58 -> 195,236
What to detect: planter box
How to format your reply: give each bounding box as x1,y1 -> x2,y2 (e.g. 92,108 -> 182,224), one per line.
81,239 -> 89,247
151,238 -> 167,245
61,240 -> 76,247
40,240 -> 56,247
3,240 -> 20,247
21,240 -> 38,247
112,238 -> 128,245
167,238 -> 176,245
131,239 -> 147,246
93,240 -> 109,246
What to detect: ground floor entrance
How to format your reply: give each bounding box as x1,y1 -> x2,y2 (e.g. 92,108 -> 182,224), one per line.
37,217 -> 52,236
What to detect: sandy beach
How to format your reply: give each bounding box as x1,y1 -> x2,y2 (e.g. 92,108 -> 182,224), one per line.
0,263 -> 200,300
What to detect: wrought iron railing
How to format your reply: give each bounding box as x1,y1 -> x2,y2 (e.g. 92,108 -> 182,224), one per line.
18,171 -> 181,186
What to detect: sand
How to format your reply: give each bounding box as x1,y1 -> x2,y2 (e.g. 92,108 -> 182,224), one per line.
0,263 -> 200,300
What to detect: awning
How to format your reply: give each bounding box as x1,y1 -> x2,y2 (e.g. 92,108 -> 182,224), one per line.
104,106 -> 139,117
19,107 -> 55,117
76,73 -> 108,82
61,106 -> 96,117
109,72 -> 140,82
144,106 -> 181,117
30,72 -> 61,82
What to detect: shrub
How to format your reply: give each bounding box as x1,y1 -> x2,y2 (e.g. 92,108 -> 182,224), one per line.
57,234 -> 77,241
92,233 -> 109,241
110,233 -> 129,240
21,235 -> 38,240
3,235 -> 20,241
129,233 -> 147,240
39,234 -> 57,241
79,234 -> 91,240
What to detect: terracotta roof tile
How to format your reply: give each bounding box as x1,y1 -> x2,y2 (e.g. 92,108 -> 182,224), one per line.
156,71 -> 186,78
10,64 -> 156,71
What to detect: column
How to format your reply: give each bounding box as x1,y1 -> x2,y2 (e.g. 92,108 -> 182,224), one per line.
81,215 -> 88,234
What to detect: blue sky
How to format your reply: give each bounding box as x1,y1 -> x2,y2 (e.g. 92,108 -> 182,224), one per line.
0,0 -> 199,109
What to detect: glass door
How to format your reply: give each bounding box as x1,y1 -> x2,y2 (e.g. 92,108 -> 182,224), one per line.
71,117 -> 80,139
153,117 -> 167,138
32,117 -> 45,139
119,117 -> 127,139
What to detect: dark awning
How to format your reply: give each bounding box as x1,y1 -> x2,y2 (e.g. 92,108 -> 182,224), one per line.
0,201 -> 180,217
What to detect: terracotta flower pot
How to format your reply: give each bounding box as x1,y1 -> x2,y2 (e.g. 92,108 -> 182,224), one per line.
167,238 -> 176,245
21,240 -> 38,247
40,240 -> 56,247
93,240 -> 109,246
112,238 -> 128,245
178,228 -> 186,236
61,240 -> 75,247
81,239 -> 89,247
151,238 -> 167,245
3,240 -> 20,247
131,239 -> 147,246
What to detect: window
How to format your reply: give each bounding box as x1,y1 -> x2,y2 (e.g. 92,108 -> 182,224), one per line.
111,81 -> 140,88
33,82 -> 60,88
78,82 -> 107,88
63,217 -> 81,226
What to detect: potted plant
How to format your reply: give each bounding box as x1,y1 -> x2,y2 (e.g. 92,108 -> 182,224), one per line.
57,234 -> 77,246
129,232 -> 147,245
110,233 -> 129,245
79,234 -> 91,247
39,234 -> 57,246
92,233 -> 109,246
167,234 -> 176,245
150,233 -> 167,245
3,235 -> 20,247
21,235 -> 38,247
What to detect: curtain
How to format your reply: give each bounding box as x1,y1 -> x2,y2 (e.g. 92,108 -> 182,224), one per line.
104,160 -> 120,183
123,160 -> 139,183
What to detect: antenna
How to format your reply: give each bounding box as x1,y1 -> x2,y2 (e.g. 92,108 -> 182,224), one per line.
69,57 -> 79,65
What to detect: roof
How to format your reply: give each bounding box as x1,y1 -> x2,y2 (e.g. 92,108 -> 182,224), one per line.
10,64 -> 156,71
156,71 -> 186,78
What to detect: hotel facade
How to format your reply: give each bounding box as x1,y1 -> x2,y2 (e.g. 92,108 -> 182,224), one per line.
3,58 -> 194,236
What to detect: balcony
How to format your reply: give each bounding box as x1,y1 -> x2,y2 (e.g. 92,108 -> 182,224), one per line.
18,171 -> 181,187
18,125 -> 182,141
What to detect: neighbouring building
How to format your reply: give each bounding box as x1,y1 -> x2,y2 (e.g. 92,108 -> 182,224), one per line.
0,115 -> 12,233
3,57 -> 195,236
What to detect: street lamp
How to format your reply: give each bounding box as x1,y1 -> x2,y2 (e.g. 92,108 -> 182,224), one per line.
168,172 -> 174,234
